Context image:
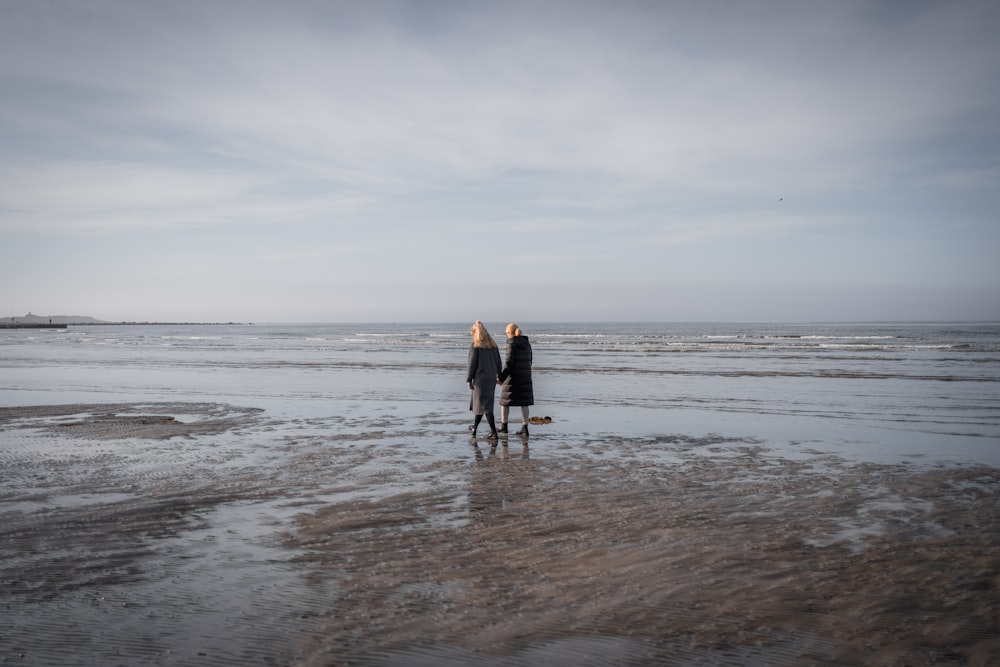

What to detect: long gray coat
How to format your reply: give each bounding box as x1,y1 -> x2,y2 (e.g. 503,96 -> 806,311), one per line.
467,344 -> 502,415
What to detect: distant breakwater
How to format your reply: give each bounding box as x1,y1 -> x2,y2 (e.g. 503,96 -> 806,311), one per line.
2,322 -> 247,329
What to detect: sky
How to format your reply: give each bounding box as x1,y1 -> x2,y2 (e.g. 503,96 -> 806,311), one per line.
1,0 -> 998,323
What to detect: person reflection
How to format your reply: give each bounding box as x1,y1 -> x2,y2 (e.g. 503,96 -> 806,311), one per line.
500,441 -> 529,462
471,441 -> 500,464
467,439 -> 532,513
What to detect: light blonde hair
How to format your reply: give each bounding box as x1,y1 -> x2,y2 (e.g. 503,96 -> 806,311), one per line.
471,320 -> 498,348
506,323 -> 522,337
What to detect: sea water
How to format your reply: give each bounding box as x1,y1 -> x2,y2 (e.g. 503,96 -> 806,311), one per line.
1,321 -> 999,466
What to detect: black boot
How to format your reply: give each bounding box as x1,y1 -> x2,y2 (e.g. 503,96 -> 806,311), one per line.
499,422 -> 508,434
470,414 -> 483,437
516,424 -> 529,437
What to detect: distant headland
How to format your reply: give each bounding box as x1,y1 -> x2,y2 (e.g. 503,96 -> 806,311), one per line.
1,313 -> 247,328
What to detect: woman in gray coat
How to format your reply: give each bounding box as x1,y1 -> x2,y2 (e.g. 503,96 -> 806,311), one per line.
466,320 -> 502,440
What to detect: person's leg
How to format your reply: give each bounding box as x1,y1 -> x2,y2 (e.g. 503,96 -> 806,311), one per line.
499,405 -> 509,432
469,413 -> 483,435
517,407 -> 529,436
485,412 -> 498,439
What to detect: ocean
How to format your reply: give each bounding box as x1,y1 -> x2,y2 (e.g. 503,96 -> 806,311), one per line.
3,321 -> 1000,665
2,321 -> 998,465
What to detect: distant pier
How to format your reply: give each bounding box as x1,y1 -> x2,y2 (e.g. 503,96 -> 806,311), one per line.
0,323 -> 68,329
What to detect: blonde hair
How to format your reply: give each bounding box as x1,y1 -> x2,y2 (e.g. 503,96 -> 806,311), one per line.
506,323 -> 522,337
471,320 -> 498,348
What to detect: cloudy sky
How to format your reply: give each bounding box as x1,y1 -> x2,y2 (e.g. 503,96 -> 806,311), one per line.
1,0 -> 998,322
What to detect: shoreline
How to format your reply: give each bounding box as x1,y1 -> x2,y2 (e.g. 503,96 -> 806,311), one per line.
2,401 -> 998,665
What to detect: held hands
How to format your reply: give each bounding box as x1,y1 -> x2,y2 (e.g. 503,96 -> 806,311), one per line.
468,377 -> 503,388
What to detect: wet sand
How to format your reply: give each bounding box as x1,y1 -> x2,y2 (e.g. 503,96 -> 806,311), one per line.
2,403 -> 998,666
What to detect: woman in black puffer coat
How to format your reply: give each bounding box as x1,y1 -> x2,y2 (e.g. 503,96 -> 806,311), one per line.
498,323 -> 534,436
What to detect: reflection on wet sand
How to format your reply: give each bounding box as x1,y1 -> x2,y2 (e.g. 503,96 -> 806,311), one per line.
470,439 -> 532,515
472,439 -> 530,463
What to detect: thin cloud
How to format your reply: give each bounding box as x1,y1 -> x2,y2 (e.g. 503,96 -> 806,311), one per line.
6,3 -> 998,197
0,161 -> 370,233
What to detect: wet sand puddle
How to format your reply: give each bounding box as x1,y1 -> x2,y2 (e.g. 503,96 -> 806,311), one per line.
1,403 -> 999,665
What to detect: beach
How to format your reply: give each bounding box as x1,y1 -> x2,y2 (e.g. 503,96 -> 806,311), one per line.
2,323 -> 999,665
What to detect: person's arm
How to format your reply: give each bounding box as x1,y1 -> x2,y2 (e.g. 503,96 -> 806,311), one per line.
467,346 -> 478,387
498,343 -> 511,382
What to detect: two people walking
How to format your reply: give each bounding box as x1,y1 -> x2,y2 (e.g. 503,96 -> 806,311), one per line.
467,321 -> 534,440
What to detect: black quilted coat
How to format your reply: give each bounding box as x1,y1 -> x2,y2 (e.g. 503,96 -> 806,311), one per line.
498,335 -> 534,407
